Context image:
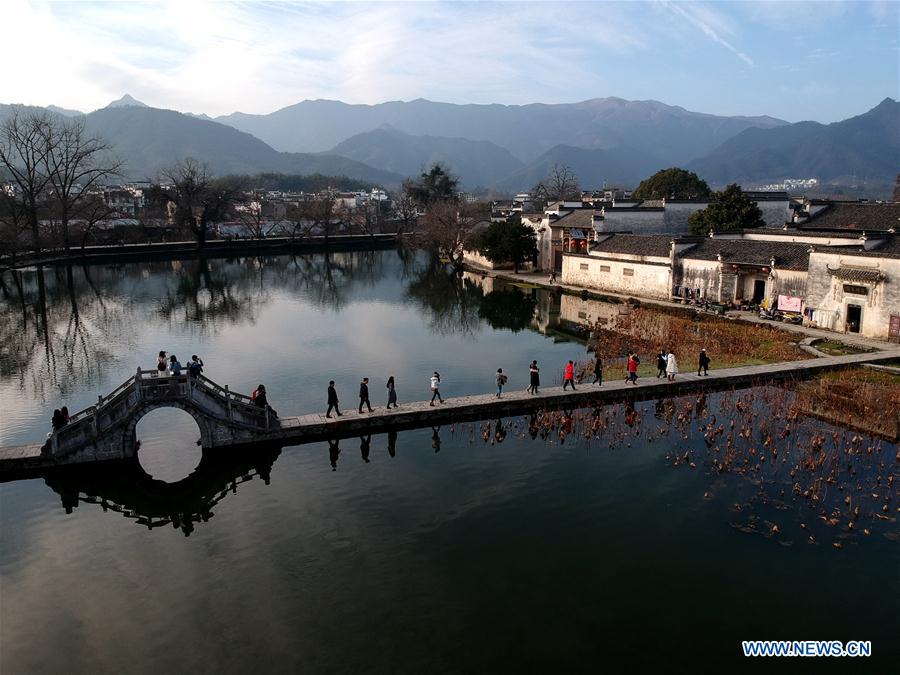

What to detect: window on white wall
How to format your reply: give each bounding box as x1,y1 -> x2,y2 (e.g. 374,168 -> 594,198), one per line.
600,265 -> 611,273
579,263 -> 589,271
623,268 -> 634,277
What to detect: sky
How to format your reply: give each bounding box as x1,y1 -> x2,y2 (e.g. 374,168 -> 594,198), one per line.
4,0 -> 898,123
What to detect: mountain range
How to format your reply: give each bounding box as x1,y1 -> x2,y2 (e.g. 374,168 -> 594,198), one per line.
1,94 -> 896,195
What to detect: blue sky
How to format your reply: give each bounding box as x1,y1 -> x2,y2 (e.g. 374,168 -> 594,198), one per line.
6,0 -> 898,122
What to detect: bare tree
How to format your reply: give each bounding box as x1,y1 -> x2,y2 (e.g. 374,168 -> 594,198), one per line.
234,196 -> 271,239
394,181 -> 420,235
0,109 -> 54,251
420,199 -> 480,268
531,163 -> 580,210
162,158 -> 244,249
75,194 -> 116,252
339,199 -> 382,238
41,116 -> 123,251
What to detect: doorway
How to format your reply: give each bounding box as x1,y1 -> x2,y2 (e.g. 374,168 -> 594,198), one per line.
845,304 -> 862,333
752,279 -> 766,304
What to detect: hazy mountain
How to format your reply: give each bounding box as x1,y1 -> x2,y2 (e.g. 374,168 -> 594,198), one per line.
0,104 -> 402,185
217,97 -> 788,165
689,98 -> 900,184
105,94 -> 148,109
330,125 -> 523,188
496,144 -> 653,192
46,104 -> 83,117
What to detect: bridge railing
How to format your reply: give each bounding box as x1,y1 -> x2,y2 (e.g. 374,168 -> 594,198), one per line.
48,369 -> 274,456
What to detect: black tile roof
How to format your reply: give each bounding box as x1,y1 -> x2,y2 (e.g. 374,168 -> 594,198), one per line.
828,267 -> 886,282
801,203 -> 900,231
680,238 -> 811,270
553,210 -> 597,229
589,234 -> 674,257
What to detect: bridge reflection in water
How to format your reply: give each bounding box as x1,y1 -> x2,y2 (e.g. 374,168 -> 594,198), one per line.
44,444 -> 283,536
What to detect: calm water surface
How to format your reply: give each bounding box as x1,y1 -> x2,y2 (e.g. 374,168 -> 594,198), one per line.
1,250 -> 897,672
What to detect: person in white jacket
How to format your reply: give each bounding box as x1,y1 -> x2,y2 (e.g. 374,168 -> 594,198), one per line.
666,350 -> 678,381
429,372 -> 444,406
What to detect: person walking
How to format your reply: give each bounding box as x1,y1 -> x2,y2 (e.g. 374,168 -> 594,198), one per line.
253,384 -> 277,416
627,352 -> 639,385
169,354 -> 182,375
496,368 -> 507,397
592,354 -> 603,385
188,355 -> 204,378
656,351 -> 667,378
698,348 -> 710,376
358,377 -> 373,413
429,372 -> 443,406
563,360 -> 576,390
528,360 -> 540,394
326,380 -> 341,418
52,409 -> 66,431
386,376 -> 398,409
666,349 -> 679,381
156,350 -> 167,375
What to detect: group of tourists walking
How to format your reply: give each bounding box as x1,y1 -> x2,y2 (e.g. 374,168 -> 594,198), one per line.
305,348 -> 708,423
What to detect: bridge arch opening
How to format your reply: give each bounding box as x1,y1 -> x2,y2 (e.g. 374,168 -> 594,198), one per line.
135,407 -> 204,482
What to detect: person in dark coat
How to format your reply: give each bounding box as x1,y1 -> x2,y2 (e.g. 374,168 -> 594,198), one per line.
656,351 -> 667,378
327,380 -> 341,418
52,409 -> 66,431
592,354 -> 603,385
253,384 -> 277,417
698,348 -> 711,376
386,376 -> 398,409
528,360 -> 540,394
188,355 -> 204,378
359,377 -> 372,413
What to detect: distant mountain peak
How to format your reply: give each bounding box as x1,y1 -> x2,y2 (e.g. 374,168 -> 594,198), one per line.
106,94 -> 148,109
46,104 -> 83,117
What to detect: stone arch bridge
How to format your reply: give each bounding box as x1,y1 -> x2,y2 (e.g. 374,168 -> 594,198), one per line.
45,370 -> 276,465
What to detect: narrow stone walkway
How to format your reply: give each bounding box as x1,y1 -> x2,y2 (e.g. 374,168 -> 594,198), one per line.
3,348 -> 898,475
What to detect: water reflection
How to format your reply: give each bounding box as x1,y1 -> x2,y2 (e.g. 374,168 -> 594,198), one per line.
0,250 -> 402,391
43,445 -> 282,536
1,251 -> 605,404
14,382 -> 899,552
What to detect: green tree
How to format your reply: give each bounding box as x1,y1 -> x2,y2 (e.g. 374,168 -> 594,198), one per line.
406,164 -> 458,207
475,220 -> 538,273
633,167 -> 711,200
688,183 -> 765,235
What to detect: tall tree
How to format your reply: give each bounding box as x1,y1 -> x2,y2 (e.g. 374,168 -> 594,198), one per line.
0,109 -> 54,251
474,220 -> 538,273
162,158 -> 244,249
41,117 -> 123,250
531,163 -> 580,210
688,183 -> 765,235
406,164 -> 458,207
633,167 -> 711,200
420,199 -> 478,267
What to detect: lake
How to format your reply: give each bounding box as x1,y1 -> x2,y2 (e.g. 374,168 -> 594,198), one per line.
1,250 -> 897,672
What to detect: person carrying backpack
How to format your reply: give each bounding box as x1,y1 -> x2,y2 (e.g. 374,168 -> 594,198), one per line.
496,368 -> 508,398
